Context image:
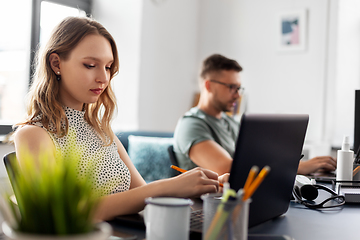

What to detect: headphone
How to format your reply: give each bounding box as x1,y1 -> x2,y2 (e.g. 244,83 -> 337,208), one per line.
292,175 -> 345,209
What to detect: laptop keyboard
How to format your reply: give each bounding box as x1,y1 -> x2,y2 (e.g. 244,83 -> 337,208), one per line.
190,209 -> 203,231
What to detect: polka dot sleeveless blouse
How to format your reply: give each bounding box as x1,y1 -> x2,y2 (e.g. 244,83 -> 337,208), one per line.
31,107 -> 131,194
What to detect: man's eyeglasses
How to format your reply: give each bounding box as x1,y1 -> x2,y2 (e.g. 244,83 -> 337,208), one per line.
209,79 -> 244,94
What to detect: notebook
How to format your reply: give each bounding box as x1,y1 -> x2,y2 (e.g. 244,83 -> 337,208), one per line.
114,113 -> 309,233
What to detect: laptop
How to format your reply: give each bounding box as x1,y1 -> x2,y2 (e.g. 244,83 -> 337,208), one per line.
114,113 -> 309,233
229,113 -> 308,228
306,171 -> 336,182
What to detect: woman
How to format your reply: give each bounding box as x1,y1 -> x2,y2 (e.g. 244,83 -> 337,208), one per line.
14,16 -> 227,221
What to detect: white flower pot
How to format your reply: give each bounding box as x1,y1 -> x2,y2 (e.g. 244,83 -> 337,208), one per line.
2,221 -> 112,240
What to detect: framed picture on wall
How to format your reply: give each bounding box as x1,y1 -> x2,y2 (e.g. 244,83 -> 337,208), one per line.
277,9 -> 307,52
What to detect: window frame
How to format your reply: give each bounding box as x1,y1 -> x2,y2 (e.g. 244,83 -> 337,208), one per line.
29,0 -> 92,84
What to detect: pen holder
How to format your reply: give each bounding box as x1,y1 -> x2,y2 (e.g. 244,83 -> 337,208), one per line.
201,193 -> 250,240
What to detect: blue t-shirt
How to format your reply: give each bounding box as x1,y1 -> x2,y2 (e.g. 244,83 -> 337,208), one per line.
173,107 -> 240,170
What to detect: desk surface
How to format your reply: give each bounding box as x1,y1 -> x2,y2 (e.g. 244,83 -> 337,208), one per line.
249,201 -> 359,240
109,199 -> 360,240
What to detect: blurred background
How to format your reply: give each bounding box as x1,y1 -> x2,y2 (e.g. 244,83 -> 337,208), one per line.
0,0 -> 360,176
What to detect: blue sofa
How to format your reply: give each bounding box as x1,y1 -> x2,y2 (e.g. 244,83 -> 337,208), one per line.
115,131 -> 178,182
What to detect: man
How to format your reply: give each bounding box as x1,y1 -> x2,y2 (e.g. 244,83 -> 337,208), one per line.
174,54 -> 336,175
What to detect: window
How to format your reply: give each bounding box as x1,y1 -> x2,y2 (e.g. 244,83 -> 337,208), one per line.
39,1 -> 87,46
0,1 -> 32,124
30,0 -> 92,78
0,0 -> 91,132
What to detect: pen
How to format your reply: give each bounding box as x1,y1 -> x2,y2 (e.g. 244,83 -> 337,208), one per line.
170,165 -> 224,187
243,166 -> 271,201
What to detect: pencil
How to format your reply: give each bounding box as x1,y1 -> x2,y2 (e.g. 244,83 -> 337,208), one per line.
243,166 -> 259,194
353,166 -> 360,177
232,165 -> 259,222
171,165 -> 187,173
231,166 -> 258,223
232,166 -> 271,224
170,165 -> 224,187
204,188 -> 237,240
243,166 -> 271,201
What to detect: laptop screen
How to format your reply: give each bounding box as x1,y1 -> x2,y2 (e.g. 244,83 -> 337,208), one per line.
229,113 -> 309,228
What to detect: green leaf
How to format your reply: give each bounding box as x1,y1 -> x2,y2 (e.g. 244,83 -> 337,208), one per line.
3,128 -> 114,235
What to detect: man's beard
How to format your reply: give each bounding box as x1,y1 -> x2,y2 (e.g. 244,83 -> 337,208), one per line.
214,99 -> 235,113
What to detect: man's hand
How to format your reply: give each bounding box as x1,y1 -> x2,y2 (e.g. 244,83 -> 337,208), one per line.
297,156 -> 337,175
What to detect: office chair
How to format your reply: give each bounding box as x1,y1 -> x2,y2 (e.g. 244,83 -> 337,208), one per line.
3,151 -> 17,188
167,145 -> 180,176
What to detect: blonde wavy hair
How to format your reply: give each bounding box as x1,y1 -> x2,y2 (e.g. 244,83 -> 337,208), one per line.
17,16 -> 119,145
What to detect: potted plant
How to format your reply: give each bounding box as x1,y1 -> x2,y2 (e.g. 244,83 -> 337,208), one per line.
0,140 -> 113,240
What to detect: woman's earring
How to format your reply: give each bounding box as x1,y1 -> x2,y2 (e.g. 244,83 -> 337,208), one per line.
56,71 -> 61,81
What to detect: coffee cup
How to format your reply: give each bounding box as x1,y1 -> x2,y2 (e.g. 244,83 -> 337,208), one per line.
144,197 -> 193,240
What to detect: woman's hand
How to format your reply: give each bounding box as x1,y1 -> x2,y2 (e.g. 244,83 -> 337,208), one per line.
218,173 -> 230,192
165,167 -> 219,198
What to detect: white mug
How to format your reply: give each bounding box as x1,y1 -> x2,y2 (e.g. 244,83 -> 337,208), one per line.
144,197 -> 193,240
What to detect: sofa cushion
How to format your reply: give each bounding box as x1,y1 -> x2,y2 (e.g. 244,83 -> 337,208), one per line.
128,135 -> 175,181
116,131 -> 174,152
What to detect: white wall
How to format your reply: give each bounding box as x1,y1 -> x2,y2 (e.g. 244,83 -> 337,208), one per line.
198,0 -> 330,148
92,0 -> 360,151
92,0 -> 143,131
332,0 -> 360,147
93,0 -> 200,132
137,0 -> 200,131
